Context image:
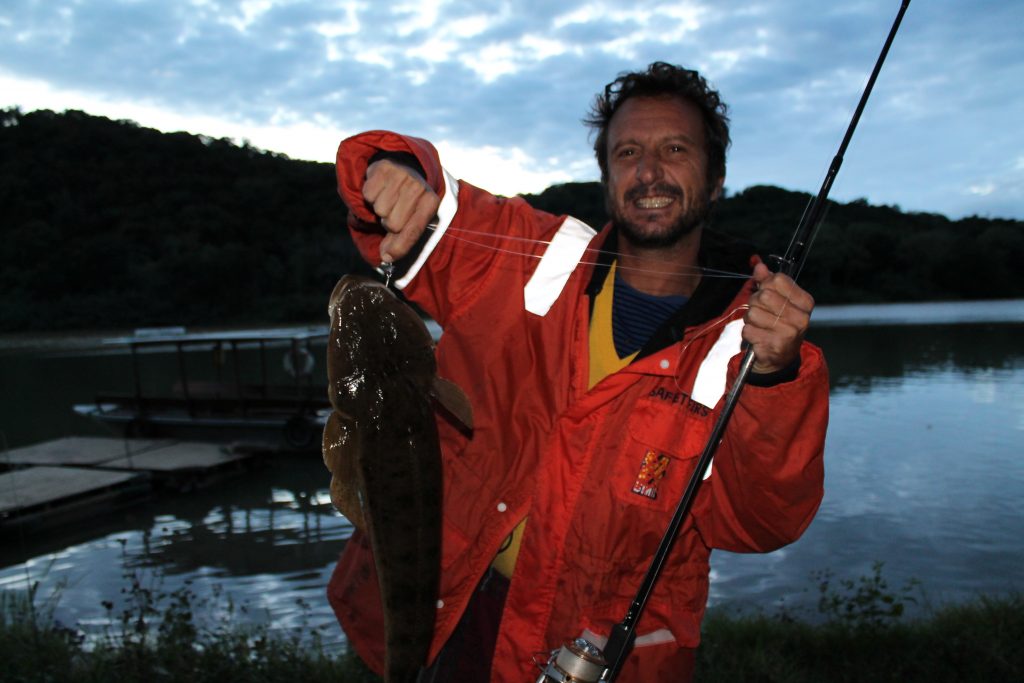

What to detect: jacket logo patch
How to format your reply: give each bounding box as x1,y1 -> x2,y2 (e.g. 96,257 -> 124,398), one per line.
631,449 -> 671,500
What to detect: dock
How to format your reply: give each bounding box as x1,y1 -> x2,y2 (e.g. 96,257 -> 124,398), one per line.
0,436 -> 259,531
0,465 -> 149,530
1,436 -> 170,467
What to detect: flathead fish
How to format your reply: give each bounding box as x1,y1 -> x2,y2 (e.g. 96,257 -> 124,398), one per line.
323,275 -> 471,683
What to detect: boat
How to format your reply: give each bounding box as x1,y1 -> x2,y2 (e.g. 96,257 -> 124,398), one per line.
72,327 -> 331,452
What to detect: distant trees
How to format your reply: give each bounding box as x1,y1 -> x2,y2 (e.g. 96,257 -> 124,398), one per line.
1,107 -> 1022,331
525,182 -> 1024,305
0,108 -> 371,331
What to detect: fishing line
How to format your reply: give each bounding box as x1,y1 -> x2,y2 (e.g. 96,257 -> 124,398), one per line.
669,278 -> 798,394
669,278 -> 796,392
771,296 -> 792,329
594,4 -> 913,678
395,221 -> 759,393
783,11 -> 904,283
671,304 -> 751,394
423,223 -> 752,281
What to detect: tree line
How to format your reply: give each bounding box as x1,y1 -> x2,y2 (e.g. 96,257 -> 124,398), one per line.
524,183 -> 1024,306
1,108 -> 1021,331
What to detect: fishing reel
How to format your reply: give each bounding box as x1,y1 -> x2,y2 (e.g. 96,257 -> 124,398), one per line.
535,637 -> 609,683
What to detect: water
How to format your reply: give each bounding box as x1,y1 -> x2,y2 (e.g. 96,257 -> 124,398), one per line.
1,301 -> 1022,645
0,455 -> 353,645
710,312 -> 1024,617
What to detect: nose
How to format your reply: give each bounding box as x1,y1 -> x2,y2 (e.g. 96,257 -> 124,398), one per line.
635,153 -> 663,185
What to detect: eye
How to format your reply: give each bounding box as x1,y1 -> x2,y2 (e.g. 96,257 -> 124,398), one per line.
616,147 -> 636,159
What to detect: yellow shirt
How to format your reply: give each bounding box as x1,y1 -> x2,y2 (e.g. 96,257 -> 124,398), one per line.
587,261 -> 638,389
492,262 -> 633,578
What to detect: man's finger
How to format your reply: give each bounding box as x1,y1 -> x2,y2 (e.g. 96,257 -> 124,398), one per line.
751,271 -> 814,316
750,289 -> 811,328
388,177 -> 432,226
362,161 -> 393,204
745,304 -> 799,335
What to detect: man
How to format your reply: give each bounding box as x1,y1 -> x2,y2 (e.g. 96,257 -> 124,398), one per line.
328,62 -> 828,683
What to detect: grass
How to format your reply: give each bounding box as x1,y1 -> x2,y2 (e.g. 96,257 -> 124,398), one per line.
0,578 -> 379,683
696,594 -> 1023,682
1,564 -> 1020,682
696,563 -> 1023,682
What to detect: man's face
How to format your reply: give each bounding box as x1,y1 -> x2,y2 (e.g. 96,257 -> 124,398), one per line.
605,95 -> 723,248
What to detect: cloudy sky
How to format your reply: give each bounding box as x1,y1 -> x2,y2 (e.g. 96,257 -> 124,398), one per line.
2,0 -> 1022,220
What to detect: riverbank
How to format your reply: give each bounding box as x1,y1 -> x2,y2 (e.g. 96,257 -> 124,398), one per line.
695,595 -> 1022,682
2,578 -> 1020,683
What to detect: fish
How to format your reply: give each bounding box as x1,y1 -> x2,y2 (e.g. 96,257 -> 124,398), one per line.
322,274 -> 472,683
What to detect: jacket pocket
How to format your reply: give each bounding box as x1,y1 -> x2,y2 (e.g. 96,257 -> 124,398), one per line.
608,397 -> 712,514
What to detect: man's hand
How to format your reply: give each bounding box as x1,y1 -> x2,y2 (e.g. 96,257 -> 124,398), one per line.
742,262 -> 814,374
363,159 -> 441,263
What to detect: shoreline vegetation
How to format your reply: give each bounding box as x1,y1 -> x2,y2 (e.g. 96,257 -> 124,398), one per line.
1,564 -> 1020,682
2,107 -> 1023,332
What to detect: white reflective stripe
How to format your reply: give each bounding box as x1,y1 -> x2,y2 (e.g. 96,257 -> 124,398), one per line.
580,628 -> 676,649
691,318 -> 745,408
523,216 -> 596,316
394,167 -> 460,290
634,628 -> 677,647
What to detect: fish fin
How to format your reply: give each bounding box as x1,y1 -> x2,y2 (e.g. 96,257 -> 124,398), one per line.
322,411 -> 367,530
429,376 -> 474,430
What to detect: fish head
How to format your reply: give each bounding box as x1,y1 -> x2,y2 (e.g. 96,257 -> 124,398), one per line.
327,275 -> 437,416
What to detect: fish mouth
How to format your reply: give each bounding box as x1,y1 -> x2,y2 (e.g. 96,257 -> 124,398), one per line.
326,275 -> 436,409
329,275 -> 388,317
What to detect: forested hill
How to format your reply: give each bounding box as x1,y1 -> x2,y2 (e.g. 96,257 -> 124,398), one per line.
522,183 -> 1024,307
0,108 -> 371,331
2,108 -> 1022,332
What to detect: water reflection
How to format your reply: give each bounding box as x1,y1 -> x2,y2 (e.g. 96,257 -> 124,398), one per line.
808,323 -> 1024,391
1,308 -> 1022,641
0,456 -> 353,644
711,319 -> 1024,618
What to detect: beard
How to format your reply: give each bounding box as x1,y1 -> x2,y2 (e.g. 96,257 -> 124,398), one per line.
608,181 -> 713,248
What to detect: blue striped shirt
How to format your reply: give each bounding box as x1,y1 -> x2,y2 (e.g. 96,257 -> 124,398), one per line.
612,272 -> 688,357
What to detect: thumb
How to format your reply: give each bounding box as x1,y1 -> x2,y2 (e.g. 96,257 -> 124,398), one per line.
751,261 -> 773,287
379,237 -> 395,265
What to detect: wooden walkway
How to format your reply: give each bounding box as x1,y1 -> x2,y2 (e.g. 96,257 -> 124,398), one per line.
0,436 -> 257,531
0,465 -> 148,528
2,436 -> 170,467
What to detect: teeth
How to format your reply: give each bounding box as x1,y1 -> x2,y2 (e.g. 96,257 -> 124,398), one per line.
635,196 -> 673,209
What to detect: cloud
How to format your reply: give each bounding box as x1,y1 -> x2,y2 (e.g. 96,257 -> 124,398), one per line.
1,0 -> 1023,218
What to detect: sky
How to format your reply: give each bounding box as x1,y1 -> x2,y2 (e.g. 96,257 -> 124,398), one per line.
2,0 -> 1022,221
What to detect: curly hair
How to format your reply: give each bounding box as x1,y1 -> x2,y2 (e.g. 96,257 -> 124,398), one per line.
585,62 -> 730,186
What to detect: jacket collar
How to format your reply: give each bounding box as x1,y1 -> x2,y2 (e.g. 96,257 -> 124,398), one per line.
585,225 -> 755,361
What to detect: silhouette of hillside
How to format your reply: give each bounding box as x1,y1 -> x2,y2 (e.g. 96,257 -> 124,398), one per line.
0,107 -> 370,331
2,108 -> 1021,331
523,183 -> 1024,306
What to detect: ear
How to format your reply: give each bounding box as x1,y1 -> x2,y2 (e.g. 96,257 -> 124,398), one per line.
710,176 -> 725,202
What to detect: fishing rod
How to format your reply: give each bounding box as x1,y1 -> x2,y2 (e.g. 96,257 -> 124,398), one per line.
536,2 -> 912,681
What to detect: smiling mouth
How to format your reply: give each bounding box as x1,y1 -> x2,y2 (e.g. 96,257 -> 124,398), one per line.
626,182 -> 683,211
634,196 -> 675,209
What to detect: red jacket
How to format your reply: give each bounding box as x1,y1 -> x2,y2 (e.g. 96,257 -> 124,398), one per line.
328,131 -> 829,683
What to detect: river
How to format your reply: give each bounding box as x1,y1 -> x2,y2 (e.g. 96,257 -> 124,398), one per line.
1,300 -> 1022,645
